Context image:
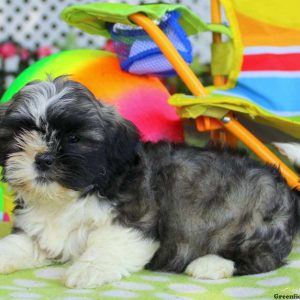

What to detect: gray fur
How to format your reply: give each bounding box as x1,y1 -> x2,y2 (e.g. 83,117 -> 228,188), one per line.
116,143 -> 299,274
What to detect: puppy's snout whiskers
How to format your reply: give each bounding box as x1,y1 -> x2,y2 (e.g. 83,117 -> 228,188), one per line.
57,153 -> 86,160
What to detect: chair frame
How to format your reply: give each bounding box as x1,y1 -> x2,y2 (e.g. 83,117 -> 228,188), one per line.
129,0 -> 300,190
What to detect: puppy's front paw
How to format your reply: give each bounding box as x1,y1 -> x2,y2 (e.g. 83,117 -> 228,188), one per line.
185,255 -> 235,280
63,261 -> 122,289
0,255 -> 18,274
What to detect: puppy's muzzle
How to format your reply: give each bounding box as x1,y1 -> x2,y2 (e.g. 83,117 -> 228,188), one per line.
35,152 -> 54,171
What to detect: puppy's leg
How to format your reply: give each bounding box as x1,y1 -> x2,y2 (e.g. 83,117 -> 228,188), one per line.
63,224 -> 159,289
0,233 -> 50,274
146,241 -> 194,273
185,255 -> 235,280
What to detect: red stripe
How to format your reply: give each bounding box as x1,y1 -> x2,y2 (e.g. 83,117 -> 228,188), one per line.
242,53 -> 300,71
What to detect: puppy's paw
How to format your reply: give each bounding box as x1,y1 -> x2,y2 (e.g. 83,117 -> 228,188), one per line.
185,254 -> 235,280
63,261 -> 122,289
0,255 -> 18,274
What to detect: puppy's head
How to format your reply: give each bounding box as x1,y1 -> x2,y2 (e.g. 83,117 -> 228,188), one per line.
0,77 -> 139,202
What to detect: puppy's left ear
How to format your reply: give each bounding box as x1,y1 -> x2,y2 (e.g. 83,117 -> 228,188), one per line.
100,103 -> 140,173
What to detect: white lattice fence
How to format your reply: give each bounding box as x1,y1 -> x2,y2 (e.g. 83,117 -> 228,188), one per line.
0,0 -> 212,62
0,0 -> 217,93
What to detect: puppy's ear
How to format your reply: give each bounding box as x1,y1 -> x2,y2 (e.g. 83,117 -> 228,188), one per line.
99,103 -> 140,174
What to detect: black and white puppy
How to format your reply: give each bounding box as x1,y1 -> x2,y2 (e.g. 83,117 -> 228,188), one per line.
0,77 -> 299,289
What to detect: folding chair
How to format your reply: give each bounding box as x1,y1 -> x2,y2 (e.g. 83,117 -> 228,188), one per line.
60,1 -> 300,190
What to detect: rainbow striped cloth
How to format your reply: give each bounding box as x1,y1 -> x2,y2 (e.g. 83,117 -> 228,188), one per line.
170,0 -> 300,138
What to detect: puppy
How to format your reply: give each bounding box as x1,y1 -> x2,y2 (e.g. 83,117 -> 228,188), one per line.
0,77 -> 299,289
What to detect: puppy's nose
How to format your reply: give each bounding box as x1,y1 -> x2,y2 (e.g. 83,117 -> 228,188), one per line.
35,152 -> 54,171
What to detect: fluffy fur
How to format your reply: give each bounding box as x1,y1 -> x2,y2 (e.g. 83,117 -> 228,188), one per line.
273,142 -> 300,172
0,77 -> 299,289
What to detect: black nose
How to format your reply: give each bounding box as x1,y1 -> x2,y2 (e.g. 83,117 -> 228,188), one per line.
35,152 -> 54,171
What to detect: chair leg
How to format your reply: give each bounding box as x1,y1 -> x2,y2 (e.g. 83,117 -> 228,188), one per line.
223,130 -> 238,148
209,129 -> 237,148
210,130 -> 221,142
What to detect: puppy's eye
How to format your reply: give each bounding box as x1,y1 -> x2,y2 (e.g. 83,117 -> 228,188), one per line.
67,135 -> 80,143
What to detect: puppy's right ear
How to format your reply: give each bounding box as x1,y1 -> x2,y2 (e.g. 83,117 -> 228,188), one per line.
0,101 -> 11,121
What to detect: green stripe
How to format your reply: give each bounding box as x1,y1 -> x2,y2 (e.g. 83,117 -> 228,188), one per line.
1,49 -> 111,103
61,3 -> 232,38
1,52 -> 61,103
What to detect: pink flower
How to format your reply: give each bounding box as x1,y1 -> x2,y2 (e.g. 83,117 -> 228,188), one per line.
37,47 -> 52,58
103,40 -> 115,53
0,42 -> 17,59
3,212 -> 10,222
19,48 -> 30,61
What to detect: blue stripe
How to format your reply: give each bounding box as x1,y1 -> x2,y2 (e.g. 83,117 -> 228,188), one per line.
214,77 -> 300,113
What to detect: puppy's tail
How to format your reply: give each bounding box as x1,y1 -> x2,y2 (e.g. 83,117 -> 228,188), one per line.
273,142 -> 300,171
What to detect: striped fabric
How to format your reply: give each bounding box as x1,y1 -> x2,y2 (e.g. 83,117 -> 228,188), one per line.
214,0 -> 300,118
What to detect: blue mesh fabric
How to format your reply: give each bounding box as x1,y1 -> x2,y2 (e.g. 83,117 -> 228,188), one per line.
108,11 -> 192,77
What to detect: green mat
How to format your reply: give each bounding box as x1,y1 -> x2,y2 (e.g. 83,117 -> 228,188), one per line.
0,223 -> 11,238
0,224 -> 299,300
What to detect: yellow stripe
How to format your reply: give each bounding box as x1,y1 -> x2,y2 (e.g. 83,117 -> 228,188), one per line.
236,11 -> 300,47
233,0 -> 300,31
216,0 -> 244,89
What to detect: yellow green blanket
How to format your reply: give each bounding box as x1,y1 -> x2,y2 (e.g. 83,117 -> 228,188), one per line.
0,224 -> 299,300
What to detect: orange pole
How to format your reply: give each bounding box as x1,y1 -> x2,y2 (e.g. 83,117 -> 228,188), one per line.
211,0 -> 225,87
129,13 -> 207,97
222,117 -> 300,189
129,13 -> 300,190
211,0 -> 238,146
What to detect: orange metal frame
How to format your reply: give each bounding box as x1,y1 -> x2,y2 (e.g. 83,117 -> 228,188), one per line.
211,0 -> 225,87
210,0 -> 237,147
129,10 -> 300,191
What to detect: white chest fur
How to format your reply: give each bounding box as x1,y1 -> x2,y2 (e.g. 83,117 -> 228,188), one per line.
14,195 -> 114,262
1,193 -> 159,288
